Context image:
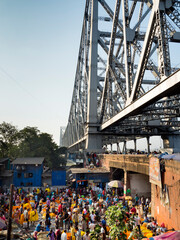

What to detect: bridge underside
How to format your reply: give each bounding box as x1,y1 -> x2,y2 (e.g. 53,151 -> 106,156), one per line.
63,0 -> 180,152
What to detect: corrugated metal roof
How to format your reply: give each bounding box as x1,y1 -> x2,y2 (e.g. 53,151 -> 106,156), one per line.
0,158 -> 9,163
69,167 -> 110,174
12,157 -> 44,165
0,170 -> 13,177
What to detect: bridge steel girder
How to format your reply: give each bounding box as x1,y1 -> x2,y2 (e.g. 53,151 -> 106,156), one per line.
100,69 -> 180,130
62,0 -> 180,152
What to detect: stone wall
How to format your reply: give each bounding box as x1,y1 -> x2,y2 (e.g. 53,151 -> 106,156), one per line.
99,154 -> 149,174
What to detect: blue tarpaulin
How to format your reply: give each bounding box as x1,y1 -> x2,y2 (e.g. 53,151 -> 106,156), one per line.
162,154 -> 180,161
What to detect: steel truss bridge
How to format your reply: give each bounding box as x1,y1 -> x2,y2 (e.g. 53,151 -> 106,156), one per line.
62,0 -> 180,152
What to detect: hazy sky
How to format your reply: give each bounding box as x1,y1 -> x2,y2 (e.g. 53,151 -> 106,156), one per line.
0,0 -> 84,144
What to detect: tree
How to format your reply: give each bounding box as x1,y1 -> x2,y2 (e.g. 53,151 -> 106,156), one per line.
0,122 -> 66,169
18,127 -> 40,157
18,127 -> 60,168
56,146 -> 67,167
0,122 -> 19,158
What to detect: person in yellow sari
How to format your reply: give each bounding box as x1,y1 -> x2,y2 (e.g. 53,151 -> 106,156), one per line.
29,207 -> 38,226
36,188 -> 40,194
19,212 -> 24,225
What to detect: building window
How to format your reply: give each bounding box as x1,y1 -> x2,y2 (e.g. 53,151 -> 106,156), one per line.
17,173 -> 21,178
24,173 -> 33,178
80,173 -> 84,179
29,173 -> 33,178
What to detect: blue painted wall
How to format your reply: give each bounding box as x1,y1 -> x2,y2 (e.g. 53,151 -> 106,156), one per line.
52,170 -> 66,186
13,164 -> 43,187
75,173 -> 109,188
76,173 -> 109,182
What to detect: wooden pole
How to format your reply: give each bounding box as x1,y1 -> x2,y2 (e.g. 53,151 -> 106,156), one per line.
124,170 -> 127,197
7,184 -> 14,240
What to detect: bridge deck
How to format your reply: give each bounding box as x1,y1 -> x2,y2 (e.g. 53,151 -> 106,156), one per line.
99,154 -> 180,176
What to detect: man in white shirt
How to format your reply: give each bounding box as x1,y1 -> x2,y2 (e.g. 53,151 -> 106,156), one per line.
23,207 -> 28,221
61,230 -> 67,240
90,211 -> 96,223
89,221 -> 95,232
75,227 -> 82,240
134,213 -> 141,234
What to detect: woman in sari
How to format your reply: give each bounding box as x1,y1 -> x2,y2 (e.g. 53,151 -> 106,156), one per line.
29,207 -> 38,226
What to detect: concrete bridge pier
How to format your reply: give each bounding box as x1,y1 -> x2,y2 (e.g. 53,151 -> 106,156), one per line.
134,139 -> 137,152
146,136 -> 150,153
110,144 -> 113,153
124,170 -> 127,196
117,143 -> 121,154
123,170 -> 131,196
162,135 -> 180,153
122,141 -> 127,154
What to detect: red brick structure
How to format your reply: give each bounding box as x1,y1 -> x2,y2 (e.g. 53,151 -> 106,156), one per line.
151,159 -> 180,230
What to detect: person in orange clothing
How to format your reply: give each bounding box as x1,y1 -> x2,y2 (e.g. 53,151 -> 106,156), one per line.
19,212 -> 24,225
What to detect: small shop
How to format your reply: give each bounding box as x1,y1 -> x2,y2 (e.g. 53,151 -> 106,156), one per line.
67,167 -> 110,189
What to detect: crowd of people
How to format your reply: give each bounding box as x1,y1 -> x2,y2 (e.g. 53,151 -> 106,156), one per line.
0,186 -> 171,239
86,152 -> 100,168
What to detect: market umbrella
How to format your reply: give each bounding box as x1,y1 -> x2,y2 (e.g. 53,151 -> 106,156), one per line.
149,231 -> 180,240
108,180 -> 124,188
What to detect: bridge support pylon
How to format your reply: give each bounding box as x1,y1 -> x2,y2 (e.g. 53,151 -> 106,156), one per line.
85,0 -> 103,153
162,135 -> 180,153
85,127 -> 102,151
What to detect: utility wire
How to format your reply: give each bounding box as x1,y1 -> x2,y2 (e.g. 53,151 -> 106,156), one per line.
0,65 -> 62,119
0,65 -> 44,104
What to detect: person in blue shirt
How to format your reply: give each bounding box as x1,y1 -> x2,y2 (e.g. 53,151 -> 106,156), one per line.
35,221 -> 43,232
101,219 -> 106,226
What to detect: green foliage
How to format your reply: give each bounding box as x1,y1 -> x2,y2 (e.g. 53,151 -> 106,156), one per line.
128,227 -> 144,240
0,122 -> 19,158
56,147 -> 67,167
105,203 -> 144,240
105,203 -> 128,240
0,122 -> 67,168
90,224 -> 101,240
